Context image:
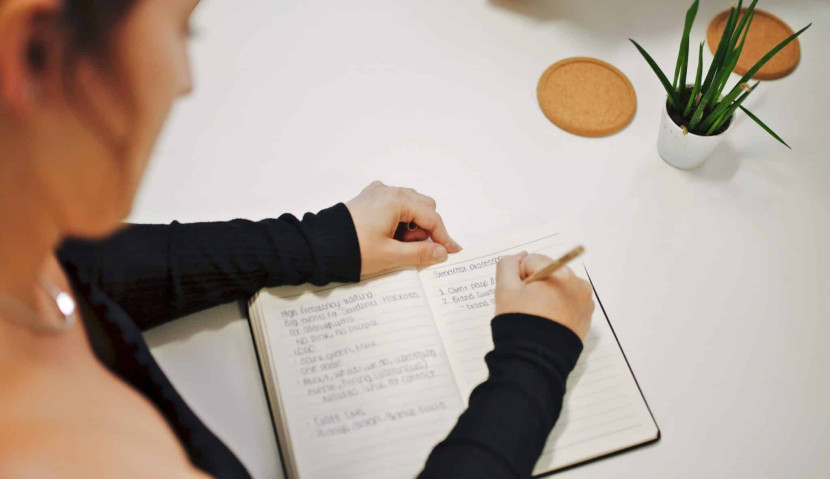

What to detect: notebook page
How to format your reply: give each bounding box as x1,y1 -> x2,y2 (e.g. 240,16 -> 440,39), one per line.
253,269 -> 464,479
419,234 -> 658,474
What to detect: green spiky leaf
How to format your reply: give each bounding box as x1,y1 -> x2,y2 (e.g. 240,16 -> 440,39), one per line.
630,39 -> 679,109
734,22 -> 811,85
632,0 -> 809,143
674,0 -> 700,100
684,42 -> 705,117
739,105 -> 791,149
704,22 -> 810,130
689,6 -> 739,129
706,82 -> 758,135
701,11 -> 756,130
700,6 -> 737,95
713,9 -> 755,97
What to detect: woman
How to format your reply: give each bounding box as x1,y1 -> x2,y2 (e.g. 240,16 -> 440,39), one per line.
0,0 -> 594,477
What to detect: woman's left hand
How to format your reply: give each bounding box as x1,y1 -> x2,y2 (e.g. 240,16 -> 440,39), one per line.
346,181 -> 462,277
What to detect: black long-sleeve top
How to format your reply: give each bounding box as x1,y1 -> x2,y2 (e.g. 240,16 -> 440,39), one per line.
57,203 -> 582,478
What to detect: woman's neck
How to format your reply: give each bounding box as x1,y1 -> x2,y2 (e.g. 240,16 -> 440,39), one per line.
0,153 -> 63,310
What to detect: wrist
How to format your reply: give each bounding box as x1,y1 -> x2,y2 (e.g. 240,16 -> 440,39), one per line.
303,203 -> 362,283
491,313 -> 583,370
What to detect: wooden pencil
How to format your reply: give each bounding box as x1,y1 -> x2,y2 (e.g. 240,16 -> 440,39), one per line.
522,245 -> 585,284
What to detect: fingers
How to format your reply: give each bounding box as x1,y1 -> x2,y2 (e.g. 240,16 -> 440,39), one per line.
496,252 -> 528,288
369,182 -> 435,209
356,182 -> 461,271
519,253 -> 551,280
553,266 -> 576,282
387,240 -> 448,268
394,222 -> 430,242
403,188 -> 438,210
519,253 -> 577,282
402,200 -> 462,253
368,182 -> 459,252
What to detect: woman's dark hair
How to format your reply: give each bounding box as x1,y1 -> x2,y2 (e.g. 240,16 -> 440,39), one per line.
60,0 -> 138,62
26,0 -> 137,74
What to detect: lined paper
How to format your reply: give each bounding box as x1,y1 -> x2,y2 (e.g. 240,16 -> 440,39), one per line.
420,235 -> 658,474
252,270 -> 463,479
251,233 -> 658,477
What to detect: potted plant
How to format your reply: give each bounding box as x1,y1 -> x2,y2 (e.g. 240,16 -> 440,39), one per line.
630,0 -> 810,169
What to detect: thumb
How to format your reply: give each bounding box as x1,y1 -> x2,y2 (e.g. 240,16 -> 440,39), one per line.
388,240 -> 448,268
520,253 -> 553,280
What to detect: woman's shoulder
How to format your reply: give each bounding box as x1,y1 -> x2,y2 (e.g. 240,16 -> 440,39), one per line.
0,352 -> 208,478
0,407 -> 210,478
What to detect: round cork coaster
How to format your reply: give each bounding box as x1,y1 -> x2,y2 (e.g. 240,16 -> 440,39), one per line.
707,9 -> 800,80
537,57 -> 637,137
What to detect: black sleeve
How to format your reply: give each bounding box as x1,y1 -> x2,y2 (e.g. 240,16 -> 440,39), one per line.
419,313 -> 583,479
57,203 -> 362,331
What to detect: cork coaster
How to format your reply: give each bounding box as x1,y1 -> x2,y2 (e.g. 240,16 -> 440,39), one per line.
707,9 -> 800,80
537,57 -> 637,137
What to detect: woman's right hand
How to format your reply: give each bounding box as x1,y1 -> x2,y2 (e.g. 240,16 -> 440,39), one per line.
494,252 -> 595,340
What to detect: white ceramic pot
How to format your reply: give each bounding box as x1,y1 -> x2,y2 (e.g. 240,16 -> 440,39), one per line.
657,101 -> 731,169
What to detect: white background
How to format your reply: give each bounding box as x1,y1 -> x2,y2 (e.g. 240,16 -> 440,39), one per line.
138,1 -> 830,477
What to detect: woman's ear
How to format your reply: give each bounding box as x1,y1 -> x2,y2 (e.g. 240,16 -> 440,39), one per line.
0,0 -> 62,116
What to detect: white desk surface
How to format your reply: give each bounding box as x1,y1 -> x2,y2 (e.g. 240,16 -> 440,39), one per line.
137,1 -> 830,477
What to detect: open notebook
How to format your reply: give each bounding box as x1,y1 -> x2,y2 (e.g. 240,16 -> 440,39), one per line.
248,232 -> 659,478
